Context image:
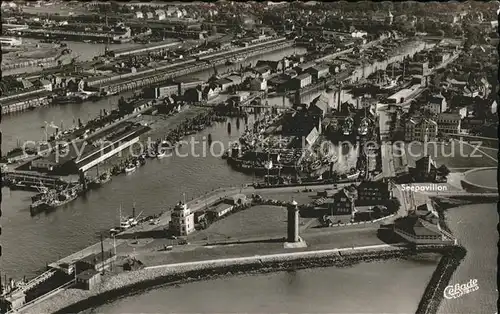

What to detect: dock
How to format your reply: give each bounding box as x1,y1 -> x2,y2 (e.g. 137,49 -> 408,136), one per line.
3,171 -> 70,189
108,40 -> 182,58
85,38 -> 294,94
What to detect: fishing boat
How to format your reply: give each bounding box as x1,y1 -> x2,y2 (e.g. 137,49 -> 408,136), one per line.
119,205 -> 143,229
44,188 -> 78,209
124,164 -> 136,173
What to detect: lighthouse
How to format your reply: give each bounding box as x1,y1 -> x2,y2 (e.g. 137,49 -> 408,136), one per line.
284,199 -> 307,248
287,200 -> 300,243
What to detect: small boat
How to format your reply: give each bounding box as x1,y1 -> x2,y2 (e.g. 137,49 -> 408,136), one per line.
124,164 -> 136,173
157,150 -> 167,159
381,79 -> 398,90
310,160 -> 322,171
346,169 -> 360,180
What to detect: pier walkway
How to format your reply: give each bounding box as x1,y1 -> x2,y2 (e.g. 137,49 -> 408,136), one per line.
4,270 -> 57,298
3,171 -> 70,188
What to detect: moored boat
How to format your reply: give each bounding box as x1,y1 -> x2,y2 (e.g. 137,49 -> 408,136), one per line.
157,150 -> 167,159
124,164 -> 136,173
346,168 -> 360,180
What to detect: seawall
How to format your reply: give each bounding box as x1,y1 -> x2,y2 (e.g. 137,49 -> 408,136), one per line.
416,246 -> 467,314
23,245 -> 419,314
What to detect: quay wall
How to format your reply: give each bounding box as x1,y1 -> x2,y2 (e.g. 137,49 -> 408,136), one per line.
1,96 -> 51,115
22,244 -> 457,314
1,57 -> 58,71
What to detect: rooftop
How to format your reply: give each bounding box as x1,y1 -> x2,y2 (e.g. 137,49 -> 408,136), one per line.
76,269 -> 100,281
210,202 -> 233,214
395,216 -> 442,237
295,73 -> 312,80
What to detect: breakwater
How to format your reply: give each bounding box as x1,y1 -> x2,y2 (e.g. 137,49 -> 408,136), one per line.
23,244 -> 455,314
416,245 -> 467,314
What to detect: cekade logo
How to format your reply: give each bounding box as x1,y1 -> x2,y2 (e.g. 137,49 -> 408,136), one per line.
443,279 -> 479,299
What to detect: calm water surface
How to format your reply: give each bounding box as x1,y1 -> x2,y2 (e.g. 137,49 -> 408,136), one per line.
85,258 -> 439,314
0,45 -> 315,279
437,203 -> 498,314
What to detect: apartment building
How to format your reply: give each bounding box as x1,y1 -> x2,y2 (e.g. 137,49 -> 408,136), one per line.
405,117 -> 438,142
436,113 -> 461,135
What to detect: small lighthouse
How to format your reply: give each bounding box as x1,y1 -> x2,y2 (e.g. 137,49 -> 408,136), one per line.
284,200 -> 307,248
287,200 -> 299,243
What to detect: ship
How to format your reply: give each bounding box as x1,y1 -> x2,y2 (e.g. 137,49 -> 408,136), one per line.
44,188 -> 78,209
111,205 -> 143,235
88,172 -> 111,189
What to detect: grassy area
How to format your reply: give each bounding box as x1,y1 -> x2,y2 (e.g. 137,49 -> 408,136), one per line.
135,226 -> 385,267
189,205 -> 310,243
406,141 -> 498,169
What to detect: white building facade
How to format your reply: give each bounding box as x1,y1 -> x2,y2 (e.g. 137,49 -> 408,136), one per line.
169,202 -> 195,236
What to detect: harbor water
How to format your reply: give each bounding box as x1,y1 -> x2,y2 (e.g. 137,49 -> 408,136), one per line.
84,258 -> 439,314
82,203 -> 497,314
0,43 -> 414,279
1,46 -> 307,153
1,47 -> 309,278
